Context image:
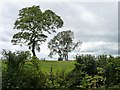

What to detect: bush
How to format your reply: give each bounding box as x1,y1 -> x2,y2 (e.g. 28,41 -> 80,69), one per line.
66,55 -> 101,88
2,50 -> 46,89
2,51 -> 120,89
44,67 -> 66,88
75,54 -> 97,76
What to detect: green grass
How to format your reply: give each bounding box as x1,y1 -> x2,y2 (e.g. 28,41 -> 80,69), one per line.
1,60 -> 76,75
38,60 -> 76,74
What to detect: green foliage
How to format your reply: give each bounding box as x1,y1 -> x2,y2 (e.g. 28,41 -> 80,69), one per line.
80,74 -> 105,89
66,54 -> 120,89
2,50 -> 46,89
1,49 -> 31,71
48,30 -> 82,60
65,55 -> 97,88
20,59 -> 46,88
65,70 -> 85,88
76,54 -> 97,76
96,54 -> 108,68
1,50 -> 75,89
105,56 -> 120,87
80,74 -> 92,89
44,69 -> 66,88
1,52 -> 120,89
11,5 -> 63,56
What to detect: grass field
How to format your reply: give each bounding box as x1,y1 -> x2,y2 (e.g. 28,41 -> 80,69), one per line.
38,60 -> 76,74
1,60 -> 76,75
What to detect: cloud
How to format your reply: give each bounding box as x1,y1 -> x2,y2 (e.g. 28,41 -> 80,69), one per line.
80,41 -> 118,54
0,1 -> 118,60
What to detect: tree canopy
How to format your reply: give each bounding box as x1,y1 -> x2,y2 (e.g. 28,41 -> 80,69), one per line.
11,5 -> 64,57
48,30 -> 82,60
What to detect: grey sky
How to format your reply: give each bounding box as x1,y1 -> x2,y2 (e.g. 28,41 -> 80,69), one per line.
0,1 -> 118,60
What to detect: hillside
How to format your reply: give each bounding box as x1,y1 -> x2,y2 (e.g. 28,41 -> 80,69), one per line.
38,60 -> 76,74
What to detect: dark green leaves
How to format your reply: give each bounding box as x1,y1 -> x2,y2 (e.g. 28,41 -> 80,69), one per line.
11,5 -> 63,56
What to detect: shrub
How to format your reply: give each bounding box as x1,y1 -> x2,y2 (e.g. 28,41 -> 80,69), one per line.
2,50 -> 46,89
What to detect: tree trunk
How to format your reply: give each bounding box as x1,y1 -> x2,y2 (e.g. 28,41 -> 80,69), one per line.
66,54 -> 68,60
65,54 -> 68,61
32,43 -> 36,56
32,49 -> 36,56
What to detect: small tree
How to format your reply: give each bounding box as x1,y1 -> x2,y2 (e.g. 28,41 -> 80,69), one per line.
11,5 -> 63,57
48,30 -> 82,61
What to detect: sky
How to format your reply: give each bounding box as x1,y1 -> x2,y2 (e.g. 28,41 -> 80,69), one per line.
0,0 -> 118,60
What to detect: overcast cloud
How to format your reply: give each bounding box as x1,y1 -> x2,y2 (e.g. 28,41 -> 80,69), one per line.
0,1 -> 118,60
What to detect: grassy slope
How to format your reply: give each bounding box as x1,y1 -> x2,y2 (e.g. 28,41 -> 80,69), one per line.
1,60 -> 76,75
38,60 -> 76,74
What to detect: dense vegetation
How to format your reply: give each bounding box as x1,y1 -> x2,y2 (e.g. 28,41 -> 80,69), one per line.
1,50 -> 120,89
1,5 -> 119,89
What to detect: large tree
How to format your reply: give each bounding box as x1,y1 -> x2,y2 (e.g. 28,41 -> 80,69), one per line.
48,30 -> 82,61
11,5 -> 63,57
